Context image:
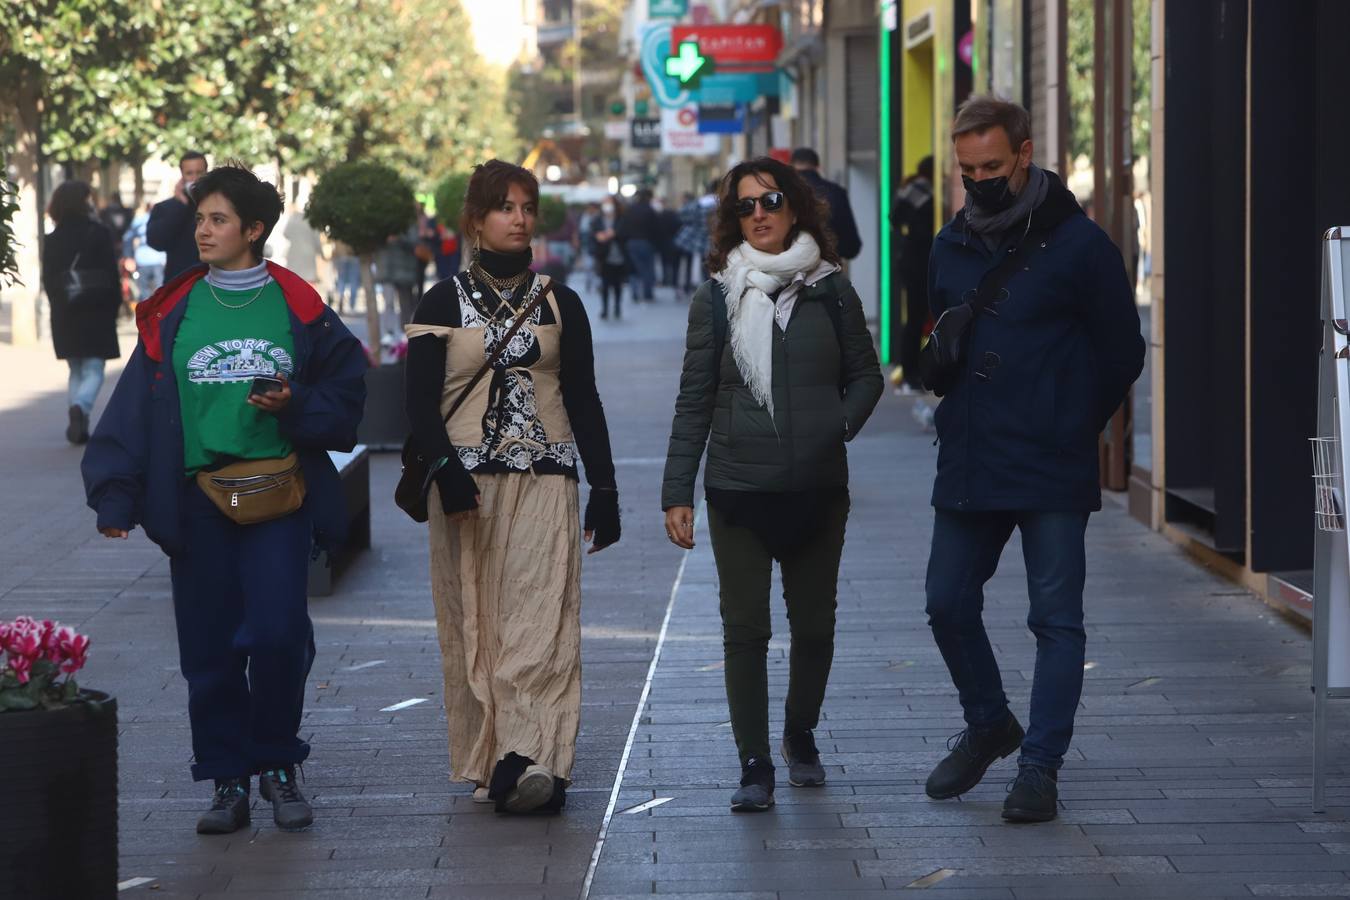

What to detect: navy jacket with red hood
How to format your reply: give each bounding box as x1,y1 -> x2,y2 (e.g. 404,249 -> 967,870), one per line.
81,262 -> 368,555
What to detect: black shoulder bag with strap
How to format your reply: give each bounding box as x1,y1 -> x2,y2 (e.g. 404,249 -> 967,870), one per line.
394,278 -> 556,523
918,227 -> 1047,397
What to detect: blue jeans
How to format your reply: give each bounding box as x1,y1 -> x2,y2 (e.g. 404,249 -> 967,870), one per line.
67,358 -> 106,415
335,257 -> 361,311
626,238 -> 656,300
170,483 -> 316,780
924,508 -> 1090,770
134,264 -> 164,301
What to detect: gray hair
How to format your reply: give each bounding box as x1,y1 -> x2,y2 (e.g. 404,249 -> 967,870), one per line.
952,94 -> 1031,150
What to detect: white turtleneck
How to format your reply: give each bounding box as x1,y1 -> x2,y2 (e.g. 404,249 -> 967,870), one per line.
206,261 -> 272,292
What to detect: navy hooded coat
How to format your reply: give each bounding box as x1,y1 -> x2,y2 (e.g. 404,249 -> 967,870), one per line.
927,172 -> 1146,512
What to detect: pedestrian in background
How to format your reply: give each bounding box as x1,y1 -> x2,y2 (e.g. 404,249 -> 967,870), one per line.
893,155 -> 935,394
425,215 -> 461,283
125,201 -> 167,303
376,219 -> 422,335
675,184 -> 715,291
791,148 -> 862,261
41,180 -> 123,444
921,95 -> 1144,823
82,163 -> 367,836
404,160 -> 620,814
280,202 -> 323,294
591,198 -> 628,320
656,195 -> 682,289
621,189 -> 658,302
148,151 -> 209,278
332,241 -> 361,312
661,157 -> 883,812
576,201 -> 601,292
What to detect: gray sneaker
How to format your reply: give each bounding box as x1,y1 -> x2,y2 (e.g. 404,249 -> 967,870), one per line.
258,766 -> 313,831
196,777 -> 250,835
781,731 -> 826,787
730,757 -> 776,812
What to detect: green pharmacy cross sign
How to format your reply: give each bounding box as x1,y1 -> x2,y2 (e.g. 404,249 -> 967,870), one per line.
665,41 -> 711,86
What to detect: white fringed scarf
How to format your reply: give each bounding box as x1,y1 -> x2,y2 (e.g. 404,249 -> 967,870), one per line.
714,232 -> 822,418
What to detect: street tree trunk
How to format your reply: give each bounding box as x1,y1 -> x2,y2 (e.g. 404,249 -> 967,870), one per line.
360,252 -> 381,365
7,78 -> 43,346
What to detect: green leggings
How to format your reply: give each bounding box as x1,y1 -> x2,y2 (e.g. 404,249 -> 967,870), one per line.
706,494 -> 850,766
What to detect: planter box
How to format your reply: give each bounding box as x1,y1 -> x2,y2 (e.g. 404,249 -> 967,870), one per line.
0,691 -> 118,899
356,362 -> 409,452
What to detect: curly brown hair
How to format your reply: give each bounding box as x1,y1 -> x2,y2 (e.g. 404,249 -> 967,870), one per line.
459,160 -> 540,241
705,157 -> 839,274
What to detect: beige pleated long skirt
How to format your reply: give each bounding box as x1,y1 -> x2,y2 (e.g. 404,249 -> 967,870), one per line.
427,471 -> 582,786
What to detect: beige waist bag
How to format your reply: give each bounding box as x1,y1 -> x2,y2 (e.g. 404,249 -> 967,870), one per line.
195,452 -> 306,525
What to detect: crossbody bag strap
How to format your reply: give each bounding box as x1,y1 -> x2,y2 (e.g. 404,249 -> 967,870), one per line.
968,225 -> 1048,316
442,275 -> 555,424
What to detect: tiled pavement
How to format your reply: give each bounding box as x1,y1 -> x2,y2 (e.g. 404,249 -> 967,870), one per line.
2,286 -> 1350,899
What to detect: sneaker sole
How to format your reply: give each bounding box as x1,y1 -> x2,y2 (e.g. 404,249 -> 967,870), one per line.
196,810 -> 249,835
504,768 -> 555,813
925,733 -> 1024,800
1001,806 -> 1058,823
730,796 -> 775,812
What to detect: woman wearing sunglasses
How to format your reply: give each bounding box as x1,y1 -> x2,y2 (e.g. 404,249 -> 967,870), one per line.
661,157 -> 883,811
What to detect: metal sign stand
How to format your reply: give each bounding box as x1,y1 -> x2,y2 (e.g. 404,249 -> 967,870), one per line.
1311,227 -> 1350,813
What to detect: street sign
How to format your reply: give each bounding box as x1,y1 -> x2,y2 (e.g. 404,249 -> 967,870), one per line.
665,41 -> 711,86
640,23 -> 782,110
697,102 -> 745,134
604,120 -> 629,140
661,105 -> 720,155
671,25 -> 782,67
631,118 -> 662,149
648,0 -> 687,19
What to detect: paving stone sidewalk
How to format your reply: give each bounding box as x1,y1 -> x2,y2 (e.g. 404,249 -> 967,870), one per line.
2,284 -> 1348,899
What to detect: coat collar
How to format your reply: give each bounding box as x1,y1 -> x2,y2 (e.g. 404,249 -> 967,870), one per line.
939,168 -> 1084,246
135,260 -> 326,361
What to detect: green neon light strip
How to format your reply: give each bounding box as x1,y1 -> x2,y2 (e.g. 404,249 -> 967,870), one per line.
879,17 -> 892,365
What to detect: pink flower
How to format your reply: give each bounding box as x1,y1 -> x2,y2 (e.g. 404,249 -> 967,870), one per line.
57,632 -> 90,675
7,653 -> 32,684
8,626 -> 41,662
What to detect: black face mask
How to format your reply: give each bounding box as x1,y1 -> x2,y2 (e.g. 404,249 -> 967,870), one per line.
963,174 -> 1016,213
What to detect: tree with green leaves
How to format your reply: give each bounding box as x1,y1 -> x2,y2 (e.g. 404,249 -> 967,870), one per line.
306,161 -> 415,363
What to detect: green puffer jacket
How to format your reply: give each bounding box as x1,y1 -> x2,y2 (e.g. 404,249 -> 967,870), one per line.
661,272 -> 883,509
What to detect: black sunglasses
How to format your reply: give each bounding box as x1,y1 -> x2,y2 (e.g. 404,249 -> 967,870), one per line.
735,191 -> 786,218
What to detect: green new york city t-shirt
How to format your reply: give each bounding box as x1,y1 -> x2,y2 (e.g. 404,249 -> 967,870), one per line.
172,280 -> 295,475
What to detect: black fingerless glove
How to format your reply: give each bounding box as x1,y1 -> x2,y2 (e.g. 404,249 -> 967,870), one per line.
433,458 -> 480,514
583,487 -> 621,548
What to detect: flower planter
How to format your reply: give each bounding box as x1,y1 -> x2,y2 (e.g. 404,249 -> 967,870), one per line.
356,361 -> 409,451
0,691 -> 118,900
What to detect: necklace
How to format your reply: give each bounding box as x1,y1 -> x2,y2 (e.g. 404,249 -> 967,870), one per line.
470,264 -> 530,301
208,279 -> 269,310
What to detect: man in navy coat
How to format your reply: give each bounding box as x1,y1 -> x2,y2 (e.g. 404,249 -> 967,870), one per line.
921,96 -> 1145,823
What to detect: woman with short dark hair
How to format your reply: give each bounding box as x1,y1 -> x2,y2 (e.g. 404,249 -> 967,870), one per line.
82,163 -> 367,835
661,157 -> 883,811
405,159 -> 620,814
42,180 -> 122,443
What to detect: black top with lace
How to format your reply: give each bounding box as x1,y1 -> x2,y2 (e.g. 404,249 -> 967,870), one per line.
405,272 -> 617,488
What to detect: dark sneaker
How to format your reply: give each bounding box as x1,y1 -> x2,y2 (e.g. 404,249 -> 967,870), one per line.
730,757 -> 775,812
66,406 -> 88,444
781,730 -> 826,787
1003,764 -> 1059,822
925,713 -> 1025,800
258,766 -> 313,831
196,777 -> 250,835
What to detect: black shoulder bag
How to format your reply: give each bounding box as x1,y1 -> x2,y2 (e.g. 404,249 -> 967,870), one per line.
394,279 -> 555,523
918,228 -> 1047,397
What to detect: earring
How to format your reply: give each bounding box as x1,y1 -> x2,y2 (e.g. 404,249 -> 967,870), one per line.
472,232 -> 482,261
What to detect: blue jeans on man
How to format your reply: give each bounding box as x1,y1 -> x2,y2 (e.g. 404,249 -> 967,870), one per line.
67,358 -> 107,416
625,238 -> 656,301
925,508 -> 1089,770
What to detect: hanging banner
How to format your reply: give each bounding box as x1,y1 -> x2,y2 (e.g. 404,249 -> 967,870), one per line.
660,105 -> 720,155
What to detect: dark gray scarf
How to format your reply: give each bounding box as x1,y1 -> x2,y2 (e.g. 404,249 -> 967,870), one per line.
963,163 -> 1049,250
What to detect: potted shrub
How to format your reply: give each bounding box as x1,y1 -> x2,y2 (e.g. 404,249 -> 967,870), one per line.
306,162 -> 416,448
0,618 -> 116,900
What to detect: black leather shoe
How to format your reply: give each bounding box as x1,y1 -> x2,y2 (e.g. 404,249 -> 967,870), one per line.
781,730 -> 826,787
925,713 -> 1024,800
1003,764 -> 1059,822
66,406 -> 88,444
196,777 -> 250,835
730,757 -> 775,812
258,766 -> 313,831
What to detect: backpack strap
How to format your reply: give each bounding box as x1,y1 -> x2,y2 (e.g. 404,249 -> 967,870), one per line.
710,280 -> 729,387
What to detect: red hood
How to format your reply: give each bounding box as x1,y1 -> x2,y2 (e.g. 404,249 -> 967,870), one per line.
136,261 -> 327,362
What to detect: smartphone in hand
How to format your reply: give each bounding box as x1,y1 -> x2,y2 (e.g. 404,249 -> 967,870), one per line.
248,375 -> 285,397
